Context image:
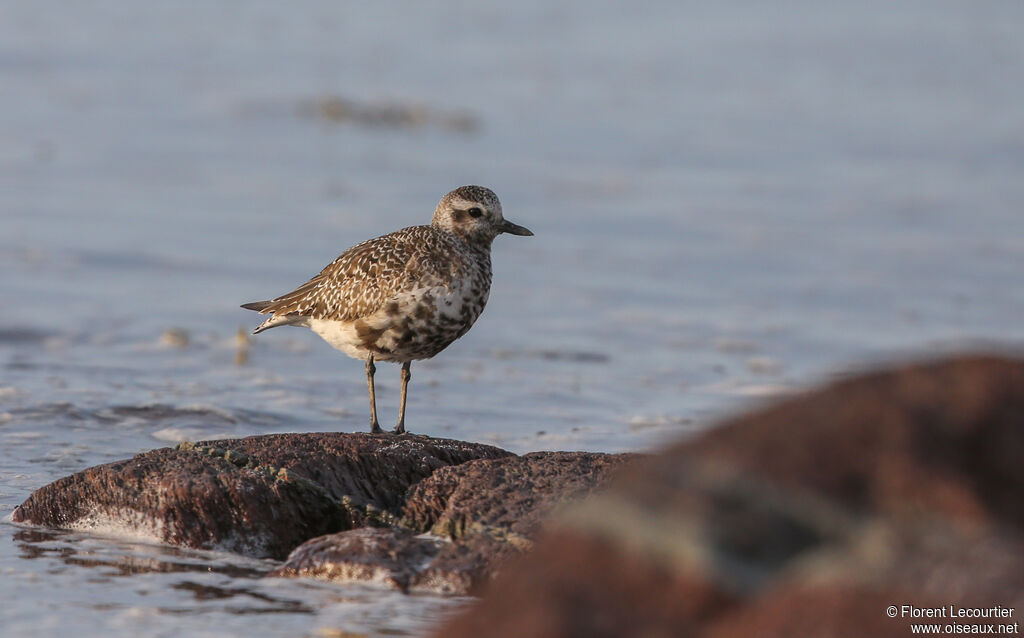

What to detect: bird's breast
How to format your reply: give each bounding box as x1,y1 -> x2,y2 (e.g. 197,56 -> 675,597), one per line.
378,269 -> 491,360
308,258 -> 492,362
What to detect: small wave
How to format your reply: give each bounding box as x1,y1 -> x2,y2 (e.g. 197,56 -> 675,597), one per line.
152,428 -> 237,443
0,327 -> 55,345
626,415 -> 694,431
6,402 -> 288,429
492,348 -> 610,363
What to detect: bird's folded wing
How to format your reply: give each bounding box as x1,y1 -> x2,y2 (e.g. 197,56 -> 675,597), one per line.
256,228 -> 453,322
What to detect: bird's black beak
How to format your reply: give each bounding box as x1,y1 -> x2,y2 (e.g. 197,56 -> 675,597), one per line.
499,219 -> 534,236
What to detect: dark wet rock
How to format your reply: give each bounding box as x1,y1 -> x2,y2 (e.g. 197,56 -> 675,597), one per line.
195,433 -> 511,518
12,446 -> 339,560
13,430 -> 631,592
271,526 -> 509,596
275,523 -> 522,596
402,452 -> 636,540
13,433 -> 510,560
407,532 -> 514,595
274,451 -> 636,595
433,355 -> 1024,637
270,527 -> 445,592
401,451 -> 635,593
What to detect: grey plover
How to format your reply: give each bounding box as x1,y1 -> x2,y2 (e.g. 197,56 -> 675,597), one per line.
242,185 -> 533,434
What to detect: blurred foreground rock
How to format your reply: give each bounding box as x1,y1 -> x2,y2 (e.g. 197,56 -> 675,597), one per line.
434,355 -> 1024,638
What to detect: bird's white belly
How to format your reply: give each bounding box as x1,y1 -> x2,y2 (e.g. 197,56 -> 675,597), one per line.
308,319 -> 368,359
307,281 -> 488,363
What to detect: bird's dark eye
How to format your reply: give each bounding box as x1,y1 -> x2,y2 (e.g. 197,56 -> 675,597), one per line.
467,207 -> 483,218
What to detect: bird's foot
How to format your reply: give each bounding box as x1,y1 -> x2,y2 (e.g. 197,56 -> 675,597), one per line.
370,422 -> 383,434
392,423 -> 407,435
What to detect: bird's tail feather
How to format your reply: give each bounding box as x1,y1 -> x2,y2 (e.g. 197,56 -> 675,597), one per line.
241,300 -> 273,312
242,300 -> 307,334
252,313 -> 306,335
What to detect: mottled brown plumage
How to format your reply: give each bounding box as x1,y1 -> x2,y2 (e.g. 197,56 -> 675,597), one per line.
242,185 -> 533,434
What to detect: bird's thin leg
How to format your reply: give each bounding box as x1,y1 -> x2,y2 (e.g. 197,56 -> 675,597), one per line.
366,355 -> 382,434
394,361 -> 411,434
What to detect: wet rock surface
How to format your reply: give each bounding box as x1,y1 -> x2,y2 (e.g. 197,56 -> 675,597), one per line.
273,451 -> 635,595
433,355 -> 1024,638
402,451 -> 636,540
12,432 -> 631,592
13,445 -> 346,560
270,527 -> 446,592
12,433 -> 510,560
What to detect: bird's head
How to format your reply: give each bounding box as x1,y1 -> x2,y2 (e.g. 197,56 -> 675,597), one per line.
432,185 -> 533,245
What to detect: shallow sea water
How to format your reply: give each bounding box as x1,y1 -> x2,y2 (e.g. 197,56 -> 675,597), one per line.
2,1 -> 1024,636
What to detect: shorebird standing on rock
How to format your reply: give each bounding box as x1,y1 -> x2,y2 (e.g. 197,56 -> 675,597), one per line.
242,185 -> 533,434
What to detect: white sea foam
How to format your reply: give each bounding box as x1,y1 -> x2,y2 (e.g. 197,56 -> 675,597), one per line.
68,507 -> 167,545
151,427 -> 235,443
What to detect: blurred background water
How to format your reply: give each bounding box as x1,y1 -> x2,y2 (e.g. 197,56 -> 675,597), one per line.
2,1 -> 1023,636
